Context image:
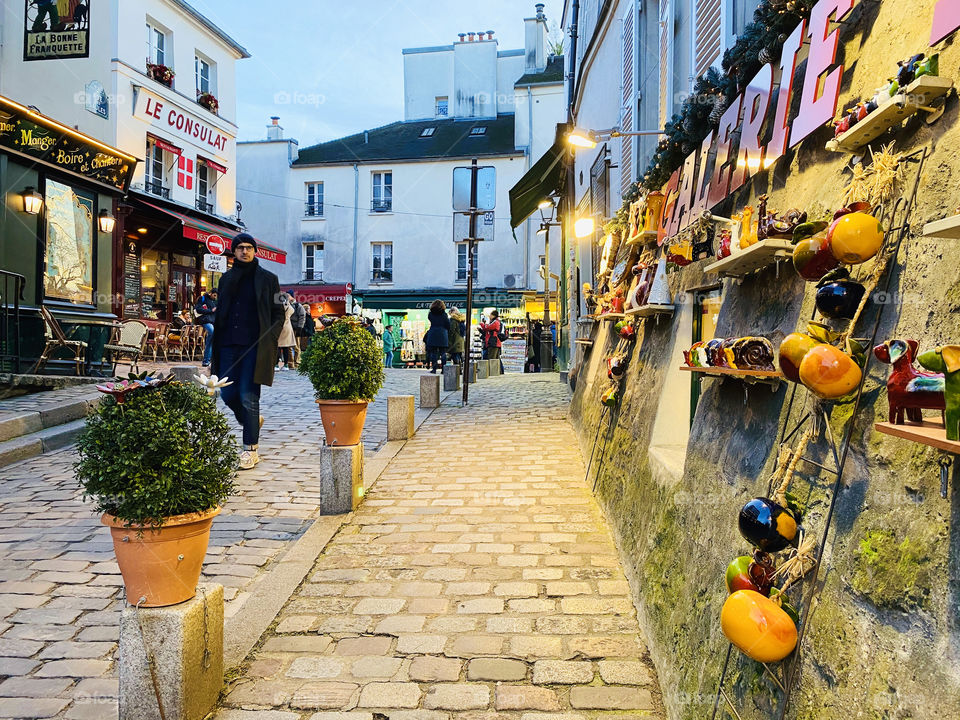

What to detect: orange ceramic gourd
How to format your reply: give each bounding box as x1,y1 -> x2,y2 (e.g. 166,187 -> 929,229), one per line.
778,333 -> 820,384
828,212 -> 884,264
798,344 -> 863,399
721,590 -> 798,663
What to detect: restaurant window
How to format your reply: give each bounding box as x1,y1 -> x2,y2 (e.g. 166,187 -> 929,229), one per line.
436,97 -> 448,117
304,242 -> 324,281
456,242 -> 477,282
140,248 -> 170,320
146,23 -> 166,66
306,182 -> 324,216
196,163 -> 215,213
372,171 -> 392,212
195,54 -> 214,95
43,179 -> 95,306
371,242 -> 393,283
144,139 -> 167,197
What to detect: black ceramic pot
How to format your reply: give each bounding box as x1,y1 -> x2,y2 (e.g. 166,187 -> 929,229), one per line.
738,497 -> 800,553
816,280 -> 866,320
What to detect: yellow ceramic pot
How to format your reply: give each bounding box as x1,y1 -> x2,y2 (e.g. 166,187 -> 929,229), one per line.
798,344 -> 862,399
828,212 -> 884,264
721,590 -> 798,663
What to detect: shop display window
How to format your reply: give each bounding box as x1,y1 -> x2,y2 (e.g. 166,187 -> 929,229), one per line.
140,248 -> 169,320
43,179 -> 95,306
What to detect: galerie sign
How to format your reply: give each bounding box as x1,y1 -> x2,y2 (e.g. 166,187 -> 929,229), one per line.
23,0 -> 90,61
659,0 -> 958,240
133,87 -> 232,160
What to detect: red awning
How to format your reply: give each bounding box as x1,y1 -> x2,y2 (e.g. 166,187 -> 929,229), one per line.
199,155 -> 228,174
137,198 -> 287,264
284,283 -> 352,304
149,135 -> 182,155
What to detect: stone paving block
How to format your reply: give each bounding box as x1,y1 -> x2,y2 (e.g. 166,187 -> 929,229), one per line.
456,598 -> 503,614
396,634 -> 447,654
532,660 -> 594,684
335,637 -> 392,656
4,624 -> 77,641
357,682 -> 421,708
289,681 -> 360,710
566,635 -> 642,658
35,658 -> 112,677
447,636 -> 503,657
495,685 -> 560,711
216,711 -> 302,720
374,615 -> 426,635
0,638 -> 44,657
286,657 -> 345,679
0,677 -> 73,696
348,656 -> 403,678
0,657 -> 39,675
64,699 -> 120,720
0,697 -> 70,718
467,657 -> 527,681
423,683 -> 490,710
408,656 -> 462,682
509,636 -> 563,660
352,598 -> 405,615
597,660 -> 654,685
568,686 -> 655,710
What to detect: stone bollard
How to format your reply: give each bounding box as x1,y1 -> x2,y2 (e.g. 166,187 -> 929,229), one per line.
490,359 -> 502,376
387,396 -> 415,441
442,365 -> 461,391
466,362 -> 478,383
169,366 -> 200,384
420,374 -> 441,408
119,584 -> 224,720
477,359 -> 490,379
319,442 -> 364,514
559,371 -> 568,384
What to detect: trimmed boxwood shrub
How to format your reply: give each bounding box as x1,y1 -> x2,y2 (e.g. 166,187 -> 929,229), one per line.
298,318 -> 385,401
75,381 -> 237,527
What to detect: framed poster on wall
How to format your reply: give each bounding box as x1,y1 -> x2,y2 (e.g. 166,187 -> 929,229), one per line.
24,0 -> 90,61
43,179 -> 95,305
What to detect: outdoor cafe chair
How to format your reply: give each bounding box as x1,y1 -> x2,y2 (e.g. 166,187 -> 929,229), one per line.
31,306 -> 87,376
103,320 -> 148,375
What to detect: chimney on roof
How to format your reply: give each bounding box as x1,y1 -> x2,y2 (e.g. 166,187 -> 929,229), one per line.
266,116 -> 283,140
486,30 -> 495,41
458,33 -> 466,42
467,31 -> 475,41
525,4 -> 549,72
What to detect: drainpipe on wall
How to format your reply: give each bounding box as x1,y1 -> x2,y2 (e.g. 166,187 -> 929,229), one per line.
525,85 -> 534,290
562,0 -> 581,371
352,164 -> 359,290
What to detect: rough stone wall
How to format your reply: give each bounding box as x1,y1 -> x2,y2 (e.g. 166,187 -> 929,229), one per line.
570,1 -> 960,718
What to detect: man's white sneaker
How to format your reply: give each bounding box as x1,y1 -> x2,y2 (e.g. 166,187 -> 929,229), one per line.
239,449 -> 260,470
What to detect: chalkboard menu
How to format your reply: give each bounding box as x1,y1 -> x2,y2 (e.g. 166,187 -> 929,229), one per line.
122,242 -> 141,319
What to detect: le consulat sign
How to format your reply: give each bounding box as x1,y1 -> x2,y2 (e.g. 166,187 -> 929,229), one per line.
658,0 -> 960,240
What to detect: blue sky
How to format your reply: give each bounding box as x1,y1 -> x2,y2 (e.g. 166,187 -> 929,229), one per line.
190,0 -> 565,148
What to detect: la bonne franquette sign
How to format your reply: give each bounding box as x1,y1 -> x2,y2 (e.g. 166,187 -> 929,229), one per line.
132,87 -> 231,161
659,0 -> 960,239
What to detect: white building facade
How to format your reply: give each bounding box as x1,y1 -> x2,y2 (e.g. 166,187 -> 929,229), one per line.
0,0 -> 275,323
237,5 -> 565,322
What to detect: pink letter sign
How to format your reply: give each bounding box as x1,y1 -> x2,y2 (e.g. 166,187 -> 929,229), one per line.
931,0 -> 960,45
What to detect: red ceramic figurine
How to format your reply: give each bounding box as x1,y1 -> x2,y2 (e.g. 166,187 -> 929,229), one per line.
874,339 -> 945,424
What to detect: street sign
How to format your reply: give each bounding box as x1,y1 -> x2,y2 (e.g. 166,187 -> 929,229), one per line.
453,166 -> 495,211
453,212 -> 495,242
205,234 -> 227,255
203,253 -> 227,273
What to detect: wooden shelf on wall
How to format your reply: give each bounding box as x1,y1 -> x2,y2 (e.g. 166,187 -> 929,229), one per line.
825,76 -> 953,154
922,214 -> 960,239
875,420 -> 960,454
680,365 -> 784,386
575,339 -> 594,347
703,240 -> 795,278
626,304 -> 674,318
625,230 -> 659,247
597,313 -> 626,321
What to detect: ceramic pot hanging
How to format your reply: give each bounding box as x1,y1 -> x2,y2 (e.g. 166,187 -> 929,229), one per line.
816,279 -> 866,319
724,556 -> 761,594
778,333 -> 820,384
798,344 -> 863,399
828,212 -> 885,264
793,233 -> 839,281
738,497 -> 800,553
721,590 -> 798,663
600,387 -> 619,407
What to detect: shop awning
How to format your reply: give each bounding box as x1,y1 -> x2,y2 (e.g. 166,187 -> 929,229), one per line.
509,140 -> 566,229
137,199 -> 287,264
284,283 -> 352,304
353,290 -> 524,310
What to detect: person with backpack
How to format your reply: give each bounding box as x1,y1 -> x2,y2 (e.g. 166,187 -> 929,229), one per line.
289,294 -> 307,365
447,307 -> 465,366
479,309 -> 506,362
424,299 -> 450,373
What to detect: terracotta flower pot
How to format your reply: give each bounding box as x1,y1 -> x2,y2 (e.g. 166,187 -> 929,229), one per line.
316,399 -> 369,446
103,507 -> 220,607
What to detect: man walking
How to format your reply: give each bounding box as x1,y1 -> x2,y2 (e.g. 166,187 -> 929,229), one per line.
211,233 -> 284,470
194,289 -> 217,367
382,323 -> 396,368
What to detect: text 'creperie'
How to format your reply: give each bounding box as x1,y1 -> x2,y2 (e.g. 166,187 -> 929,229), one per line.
142,96 -> 228,153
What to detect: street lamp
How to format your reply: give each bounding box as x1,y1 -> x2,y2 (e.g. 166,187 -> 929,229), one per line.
97,209 -> 116,234
537,197 -> 561,372
574,217 -> 596,238
566,126 -> 666,150
19,186 -> 42,214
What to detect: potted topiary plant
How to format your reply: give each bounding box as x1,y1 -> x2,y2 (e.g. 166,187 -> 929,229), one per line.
76,375 -> 238,607
298,318 -> 385,446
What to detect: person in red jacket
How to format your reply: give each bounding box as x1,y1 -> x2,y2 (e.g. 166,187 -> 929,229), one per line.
479,310 -> 505,361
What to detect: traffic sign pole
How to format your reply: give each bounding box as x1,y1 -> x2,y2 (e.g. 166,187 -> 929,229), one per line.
462,159 -> 479,406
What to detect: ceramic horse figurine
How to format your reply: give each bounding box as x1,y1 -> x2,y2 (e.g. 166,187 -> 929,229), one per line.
918,345 -> 960,441
873,339 -> 945,425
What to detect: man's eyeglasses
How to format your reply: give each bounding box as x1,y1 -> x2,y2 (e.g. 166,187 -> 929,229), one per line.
235,244 -> 256,253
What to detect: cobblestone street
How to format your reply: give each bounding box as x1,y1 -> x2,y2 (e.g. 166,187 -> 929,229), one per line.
216,374 -> 665,720
0,368 -> 437,720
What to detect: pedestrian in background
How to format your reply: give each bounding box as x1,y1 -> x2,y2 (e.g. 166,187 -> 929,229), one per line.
530,319 -> 543,373
479,310 -> 505,362
447,307 -> 465,366
289,293 -> 307,366
424,299 -> 450,373
550,320 -> 557,368
194,289 -> 217,367
211,233 -> 284,471
277,292 -> 297,370
383,323 -> 396,368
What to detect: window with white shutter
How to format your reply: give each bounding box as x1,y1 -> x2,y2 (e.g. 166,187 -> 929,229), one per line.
658,0 -> 674,129
694,0 -> 724,77
620,10 -> 634,196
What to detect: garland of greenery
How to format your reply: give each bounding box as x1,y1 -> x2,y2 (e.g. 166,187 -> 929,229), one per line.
639,0 -> 818,193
